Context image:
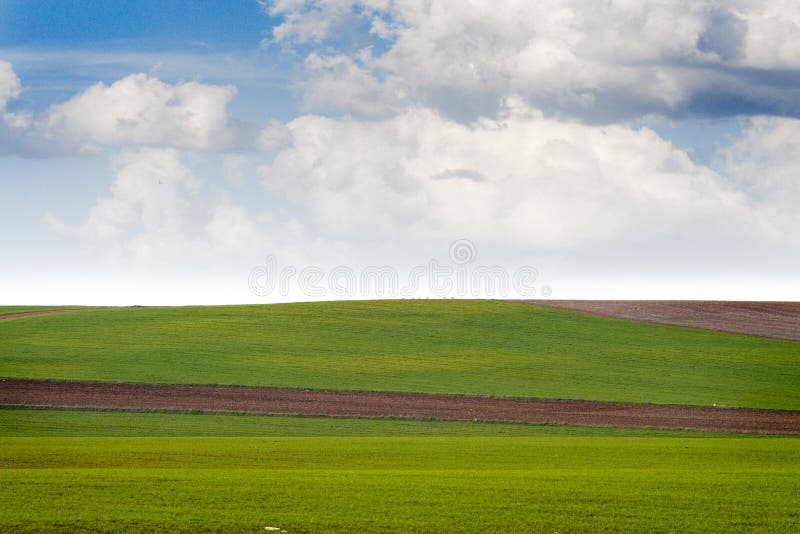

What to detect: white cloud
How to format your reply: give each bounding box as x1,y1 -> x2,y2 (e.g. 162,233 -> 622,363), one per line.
739,1 -> 800,69
222,154 -> 252,186
76,148 -> 200,251
261,99 -> 749,250
0,66 -> 271,156
723,116 -> 800,244
264,0 -> 390,46
0,60 -> 21,110
0,61 -> 45,156
266,1 -> 800,121
301,53 -> 406,118
258,119 -> 293,152
206,200 -> 268,252
45,147 -> 312,269
8,5 -> 799,304
46,148 -> 216,265
46,74 -> 238,152
0,62 -> 267,156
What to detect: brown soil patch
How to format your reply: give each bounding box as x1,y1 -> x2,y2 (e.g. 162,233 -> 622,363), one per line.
520,300 -> 800,341
0,310 -> 78,320
0,308 -> 110,321
2,378 -> 798,434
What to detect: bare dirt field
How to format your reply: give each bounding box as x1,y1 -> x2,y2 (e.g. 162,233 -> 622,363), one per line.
0,310 -> 81,321
522,300 -> 800,341
2,378 -> 799,434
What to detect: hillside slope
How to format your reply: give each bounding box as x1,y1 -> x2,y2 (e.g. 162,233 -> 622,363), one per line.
0,300 -> 798,409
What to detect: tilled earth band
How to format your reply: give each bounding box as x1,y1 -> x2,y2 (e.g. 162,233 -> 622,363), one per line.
523,300 -> 800,341
2,378 -> 799,434
0,309 -> 84,321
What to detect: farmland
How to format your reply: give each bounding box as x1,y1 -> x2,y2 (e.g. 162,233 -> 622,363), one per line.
532,300 -> 800,341
1,408 -> 799,533
4,378 -> 799,433
1,300 -> 798,532
0,406 -> 715,438
1,300 -> 799,409
0,306 -> 75,316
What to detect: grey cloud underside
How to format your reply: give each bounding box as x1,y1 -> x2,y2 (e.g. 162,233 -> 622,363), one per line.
370,84 -> 800,125
683,66 -> 800,119
697,8 -> 747,62
314,60 -> 800,124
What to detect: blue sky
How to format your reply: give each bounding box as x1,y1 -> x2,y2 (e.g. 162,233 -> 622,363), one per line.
1,1 -> 799,304
0,0 -> 267,50
0,0 -> 294,118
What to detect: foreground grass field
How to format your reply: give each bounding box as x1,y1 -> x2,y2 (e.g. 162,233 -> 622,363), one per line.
1,300 -> 798,408
1,408 -> 798,532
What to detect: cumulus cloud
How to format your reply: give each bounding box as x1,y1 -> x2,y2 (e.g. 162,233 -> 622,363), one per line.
264,0 -> 390,46
45,147 -> 309,268
738,1 -> 800,69
722,116 -> 800,244
260,99 -> 749,250
46,147 -> 200,261
59,148 -> 201,257
266,0 -> 800,121
12,4 -> 799,303
258,119 -> 293,152
0,60 -> 21,110
46,74 -> 238,152
300,52 -> 406,118
0,61 -> 48,156
0,64 -> 276,155
205,200 -> 270,252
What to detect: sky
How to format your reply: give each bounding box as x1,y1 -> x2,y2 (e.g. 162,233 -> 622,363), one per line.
1,0 -> 799,305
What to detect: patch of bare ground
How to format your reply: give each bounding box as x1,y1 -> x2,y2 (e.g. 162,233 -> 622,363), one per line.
0,310 -> 80,320
520,300 -> 800,341
1,379 -> 799,434
0,308 -> 117,321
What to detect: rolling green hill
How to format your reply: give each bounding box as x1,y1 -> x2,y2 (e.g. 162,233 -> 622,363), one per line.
1,300 -> 798,409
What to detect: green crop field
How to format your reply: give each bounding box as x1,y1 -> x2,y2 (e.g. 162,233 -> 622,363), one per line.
0,407 -> 715,438
1,408 -> 799,533
1,300 -> 798,408
2,301 -> 798,532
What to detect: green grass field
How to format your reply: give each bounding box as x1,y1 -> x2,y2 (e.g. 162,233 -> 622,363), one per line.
1,408 -> 798,533
2,300 -> 798,531
0,407 -> 727,438
0,407 -> 717,438
1,300 -> 798,408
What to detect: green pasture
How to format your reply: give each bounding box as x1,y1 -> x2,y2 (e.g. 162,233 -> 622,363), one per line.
1,431 -> 797,533
0,406 -> 723,438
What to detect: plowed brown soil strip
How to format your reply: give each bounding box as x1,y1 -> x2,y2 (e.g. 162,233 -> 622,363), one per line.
2,378 -> 799,434
521,300 -> 800,341
0,309 -> 82,320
